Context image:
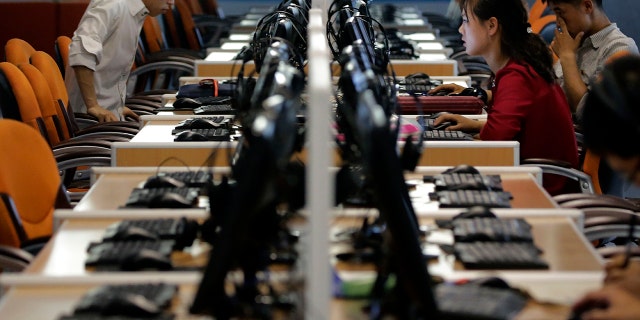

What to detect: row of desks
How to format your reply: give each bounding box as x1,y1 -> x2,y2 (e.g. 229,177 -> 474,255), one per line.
0,166 -> 603,319
0,10 -> 604,320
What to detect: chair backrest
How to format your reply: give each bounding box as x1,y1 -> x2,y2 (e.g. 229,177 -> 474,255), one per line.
199,0 -> 222,17
54,36 -> 72,78
0,119 -> 59,248
167,0 -> 204,51
186,0 -> 205,15
4,38 -> 36,65
141,17 -> 167,54
528,0 -> 553,22
0,62 -> 49,144
17,63 -> 66,145
29,50 -> 76,138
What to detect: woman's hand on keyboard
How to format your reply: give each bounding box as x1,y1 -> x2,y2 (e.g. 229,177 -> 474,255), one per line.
428,83 -> 465,95
434,113 -> 484,133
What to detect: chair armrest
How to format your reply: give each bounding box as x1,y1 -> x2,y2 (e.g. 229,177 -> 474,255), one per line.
521,161 -> 595,194
0,244 -> 34,271
560,197 -> 640,211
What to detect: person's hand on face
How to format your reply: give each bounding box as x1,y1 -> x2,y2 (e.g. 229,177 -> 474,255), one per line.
551,17 -> 584,60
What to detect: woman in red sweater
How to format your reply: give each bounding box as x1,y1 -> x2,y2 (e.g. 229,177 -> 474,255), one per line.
431,0 -> 578,195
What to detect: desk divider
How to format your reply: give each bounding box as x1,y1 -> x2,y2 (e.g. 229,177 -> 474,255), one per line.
305,8 -> 333,319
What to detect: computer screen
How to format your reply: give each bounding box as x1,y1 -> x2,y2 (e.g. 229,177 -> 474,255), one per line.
190,44 -> 304,317
350,89 -> 439,318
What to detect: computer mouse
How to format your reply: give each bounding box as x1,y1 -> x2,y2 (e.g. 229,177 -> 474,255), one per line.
172,97 -> 201,109
144,175 -> 186,188
104,293 -> 162,317
174,130 -> 208,142
185,118 -> 219,129
110,226 -> 159,241
452,206 -> 497,220
148,192 -> 194,208
444,164 -> 480,174
120,248 -> 173,271
468,276 -> 511,289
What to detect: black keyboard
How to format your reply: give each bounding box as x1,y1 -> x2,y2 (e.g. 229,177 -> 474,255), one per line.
399,83 -> 436,93
436,284 -> 528,320
451,218 -> 533,242
454,242 -> 549,269
423,130 -> 473,141
427,173 -> 504,191
430,190 -> 513,208
154,171 -> 212,187
59,315 -> 174,320
172,116 -> 229,131
173,128 -> 231,141
102,218 -> 198,249
194,96 -> 232,105
193,104 -> 236,115
74,283 -> 178,319
124,187 -> 201,208
85,240 -> 174,267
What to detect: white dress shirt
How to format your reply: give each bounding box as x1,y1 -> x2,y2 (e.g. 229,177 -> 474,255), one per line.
65,0 -> 149,120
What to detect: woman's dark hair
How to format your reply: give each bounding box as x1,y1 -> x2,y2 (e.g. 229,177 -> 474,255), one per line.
582,54 -> 640,157
460,0 -> 555,83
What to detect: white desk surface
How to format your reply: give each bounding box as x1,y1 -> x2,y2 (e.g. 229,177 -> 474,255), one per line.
78,166 -> 538,211
2,211 -> 596,280
0,271 -> 604,320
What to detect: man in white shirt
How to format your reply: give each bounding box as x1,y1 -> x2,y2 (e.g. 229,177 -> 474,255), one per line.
65,0 -> 174,122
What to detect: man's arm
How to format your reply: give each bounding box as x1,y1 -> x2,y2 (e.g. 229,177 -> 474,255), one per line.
551,17 -> 586,113
72,66 -> 118,122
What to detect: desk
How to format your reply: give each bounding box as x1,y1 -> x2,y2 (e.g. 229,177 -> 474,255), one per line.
76,167 -> 231,211
75,166 -> 549,212
195,57 -> 459,77
0,273 -> 603,320
111,119 -> 519,167
0,213 -> 603,319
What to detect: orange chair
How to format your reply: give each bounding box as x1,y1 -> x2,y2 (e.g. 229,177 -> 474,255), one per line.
0,61 -> 114,203
54,35 -> 71,78
0,119 -> 71,255
29,50 -> 142,134
0,62 -> 49,142
4,38 -> 36,64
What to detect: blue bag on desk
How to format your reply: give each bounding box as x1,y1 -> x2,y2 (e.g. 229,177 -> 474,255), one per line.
175,79 -> 236,98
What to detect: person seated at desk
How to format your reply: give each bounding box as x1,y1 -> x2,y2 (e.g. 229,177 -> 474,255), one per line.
569,54 -> 640,320
428,0 -> 578,195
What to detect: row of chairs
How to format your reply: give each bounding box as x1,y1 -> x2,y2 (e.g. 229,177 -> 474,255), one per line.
0,0 -> 230,271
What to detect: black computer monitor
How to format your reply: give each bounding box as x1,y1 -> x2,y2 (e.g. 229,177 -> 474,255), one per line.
351,89 -> 439,318
190,91 -> 303,318
337,42 -> 396,119
252,12 -> 307,71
